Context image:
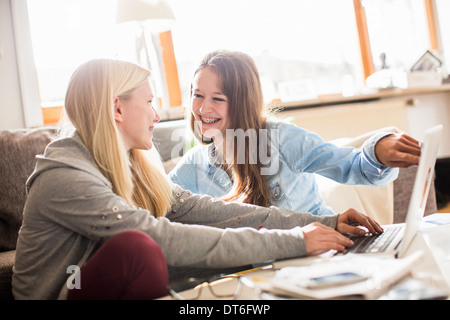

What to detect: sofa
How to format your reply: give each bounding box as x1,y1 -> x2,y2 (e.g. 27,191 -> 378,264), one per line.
0,121 -> 437,300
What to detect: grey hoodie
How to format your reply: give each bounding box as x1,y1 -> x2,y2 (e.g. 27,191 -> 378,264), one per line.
12,133 -> 338,299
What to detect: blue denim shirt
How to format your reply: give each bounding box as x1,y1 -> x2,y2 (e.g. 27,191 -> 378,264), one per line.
169,121 -> 398,216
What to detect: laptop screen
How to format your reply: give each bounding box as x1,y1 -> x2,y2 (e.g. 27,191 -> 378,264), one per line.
398,124 -> 443,257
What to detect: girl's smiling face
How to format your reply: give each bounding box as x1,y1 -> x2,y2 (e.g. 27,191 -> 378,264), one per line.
191,67 -> 229,140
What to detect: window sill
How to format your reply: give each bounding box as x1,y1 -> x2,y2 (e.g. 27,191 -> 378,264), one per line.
274,84 -> 450,111
42,105 -> 186,126
42,105 -> 63,125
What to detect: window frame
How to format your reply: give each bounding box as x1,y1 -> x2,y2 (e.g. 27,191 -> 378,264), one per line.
34,0 -> 443,125
424,0 -> 442,52
354,0 -> 441,82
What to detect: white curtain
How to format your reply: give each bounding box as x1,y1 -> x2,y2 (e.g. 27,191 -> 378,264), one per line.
11,0 -> 43,128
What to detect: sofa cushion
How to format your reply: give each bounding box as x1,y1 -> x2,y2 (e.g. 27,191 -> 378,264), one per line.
0,251 -> 15,299
0,127 -> 56,251
317,175 -> 394,225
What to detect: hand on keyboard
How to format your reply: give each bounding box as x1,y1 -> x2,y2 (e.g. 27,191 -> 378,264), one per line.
336,208 -> 383,236
303,222 -> 354,256
344,225 -> 402,254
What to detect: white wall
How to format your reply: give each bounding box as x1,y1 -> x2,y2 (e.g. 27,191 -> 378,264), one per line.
276,90 -> 450,159
0,0 -> 25,129
406,91 -> 450,158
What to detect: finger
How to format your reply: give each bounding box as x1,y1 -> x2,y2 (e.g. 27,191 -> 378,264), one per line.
393,133 -> 420,148
401,154 -> 420,165
304,224 -> 354,255
385,134 -> 421,157
397,143 -> 422,156
338,235 -> 354,247
389,139 -> 421,157
363,218 -> 382,235
402,140 -> 421,152
386,157 -> 419,168
340,209 -> 384,234
398,143 -> 421,156
339,224 -> 367,236
309,242 -> 347,256
401,134 -> 420,146
347,213 -> 380,235
364,216 -> 383,234
320,231 -> 354,247
385,150 -> 420,166
327,227 -> 356,245
385,160 -> 417,168
323,240 -> 348,252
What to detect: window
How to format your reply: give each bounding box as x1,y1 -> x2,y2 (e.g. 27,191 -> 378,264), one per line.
436,0 -> 450,74
170,0 -> 362,103
27,0 -> 180,118
27,0 -> 127,106
363,0 -> 430,71
25,0 -> 448,125
28,0 -> 363,109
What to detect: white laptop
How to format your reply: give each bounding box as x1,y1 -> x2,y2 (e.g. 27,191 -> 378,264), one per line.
344,124 -> 443,258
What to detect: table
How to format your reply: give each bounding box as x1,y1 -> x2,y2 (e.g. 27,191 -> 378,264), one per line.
161,222 -> 450,300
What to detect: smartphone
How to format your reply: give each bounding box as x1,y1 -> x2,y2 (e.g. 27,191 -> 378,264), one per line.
303,272 -> 368,289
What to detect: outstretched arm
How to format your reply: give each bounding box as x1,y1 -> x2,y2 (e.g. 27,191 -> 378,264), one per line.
167,184 -> 339,230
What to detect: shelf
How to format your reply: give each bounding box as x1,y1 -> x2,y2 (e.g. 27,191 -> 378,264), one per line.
272,84 -> 450,111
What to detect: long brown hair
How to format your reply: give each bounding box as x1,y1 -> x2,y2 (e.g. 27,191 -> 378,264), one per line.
189,50 -> 271,207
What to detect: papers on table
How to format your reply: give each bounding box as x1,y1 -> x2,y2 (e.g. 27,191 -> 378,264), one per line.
264,251 -> 426,299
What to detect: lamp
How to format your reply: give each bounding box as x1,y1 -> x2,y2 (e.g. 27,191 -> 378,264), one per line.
116,0 -> 176,108
116,0 -> 175,24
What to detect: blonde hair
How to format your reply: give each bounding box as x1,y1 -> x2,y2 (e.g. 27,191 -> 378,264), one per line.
64,59 -> 173,217
190,51 -> 271,207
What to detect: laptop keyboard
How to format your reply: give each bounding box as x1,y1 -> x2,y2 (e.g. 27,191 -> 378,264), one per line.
344,225 -> 403,254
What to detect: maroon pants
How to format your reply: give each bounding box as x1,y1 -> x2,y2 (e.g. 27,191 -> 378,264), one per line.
67,231 -> 168,300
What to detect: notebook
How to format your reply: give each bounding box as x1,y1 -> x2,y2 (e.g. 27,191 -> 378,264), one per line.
344,124 -> 443,258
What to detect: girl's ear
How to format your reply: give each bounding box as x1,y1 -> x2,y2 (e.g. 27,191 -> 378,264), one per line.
113,96 -> 123,123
